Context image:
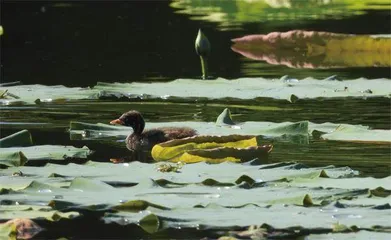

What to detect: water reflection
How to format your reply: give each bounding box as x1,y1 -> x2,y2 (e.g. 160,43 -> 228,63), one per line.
170,0 -> 391,31
231,30 -> 391,69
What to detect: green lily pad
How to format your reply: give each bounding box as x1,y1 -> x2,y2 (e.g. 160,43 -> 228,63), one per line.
0,129 -> 92,167
307,231 -> 391,240
2,77 -> 390,105
216,108 -> 236,126
0,145 -> 91,167
0,130 -> 33,148
321,125 -> 391,143
0,160 -> 389,236
0,205 -> 79,221
93,78 -> 391,101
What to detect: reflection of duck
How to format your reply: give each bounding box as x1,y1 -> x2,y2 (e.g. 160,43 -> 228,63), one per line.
110,110 -> 197,153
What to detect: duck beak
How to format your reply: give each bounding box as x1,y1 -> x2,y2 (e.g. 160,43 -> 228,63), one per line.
110,118 -> 124,125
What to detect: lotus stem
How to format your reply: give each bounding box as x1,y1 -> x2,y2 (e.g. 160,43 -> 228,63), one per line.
200,56 -> 208,80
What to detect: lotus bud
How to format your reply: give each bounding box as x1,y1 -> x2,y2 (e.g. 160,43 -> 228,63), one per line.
195,29 -> 211,79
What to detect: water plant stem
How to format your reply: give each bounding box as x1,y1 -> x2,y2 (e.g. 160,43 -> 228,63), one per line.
200,56 -> 208,80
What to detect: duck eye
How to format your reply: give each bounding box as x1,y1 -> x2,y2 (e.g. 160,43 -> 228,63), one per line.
124,118 -> 135,127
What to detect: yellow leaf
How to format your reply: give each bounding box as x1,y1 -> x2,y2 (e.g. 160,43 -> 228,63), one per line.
152,135 -> 272,163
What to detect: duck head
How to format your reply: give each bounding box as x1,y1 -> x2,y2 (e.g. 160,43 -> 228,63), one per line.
110,110 -> 145,135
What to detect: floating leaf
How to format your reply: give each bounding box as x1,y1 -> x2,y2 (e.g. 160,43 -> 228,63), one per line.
0,130 -> 33,148
262,121 -> 309,136
0,145 -> 91,166
216,108 -> 236,126
0,205 -> 80,222
151,135 -> 272,163
321,126 -> 391,143
0,221 -> 16,240
138,214 -> 160,234
112,200 -> 170,212
2,77 -> 390,105
0,151 -> 28,167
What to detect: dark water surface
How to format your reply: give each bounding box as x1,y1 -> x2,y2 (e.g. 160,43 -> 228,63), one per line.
1,1 -> 391,177
2,1 -> 391,85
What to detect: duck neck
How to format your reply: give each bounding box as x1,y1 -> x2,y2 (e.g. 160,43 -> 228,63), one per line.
131,117 -> 145,136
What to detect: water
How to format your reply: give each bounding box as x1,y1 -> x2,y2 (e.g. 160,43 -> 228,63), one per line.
2,1 -> 390,86
1,1 -> 390,177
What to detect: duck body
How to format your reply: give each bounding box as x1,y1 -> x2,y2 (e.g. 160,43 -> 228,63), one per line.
125,127 -> 197,152
110,110 -> 197,160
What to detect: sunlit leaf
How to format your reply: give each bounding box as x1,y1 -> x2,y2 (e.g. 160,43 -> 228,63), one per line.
2,77 -> 390,105
151,135 -> 271,163
321,126 -> 391,143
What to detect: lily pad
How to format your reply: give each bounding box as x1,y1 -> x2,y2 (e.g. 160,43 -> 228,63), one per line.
93,78 -> 390,101
0,130 -> 92,166
321,126 -> 391,143
0,145 -> 92,167
2,77 -> 390,105
0,160 -> 389,238
151,135 -> 272,163
0,84 -> 98,105
0,205 -> 80,221
0,130 -> 33,148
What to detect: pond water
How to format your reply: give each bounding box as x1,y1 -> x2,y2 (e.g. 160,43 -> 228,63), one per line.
2,1 -> 391,86
0,1 -> 390,238
2,1 -> 390,175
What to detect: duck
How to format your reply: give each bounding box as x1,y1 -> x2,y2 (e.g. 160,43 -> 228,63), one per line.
110,110 -> 197,161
